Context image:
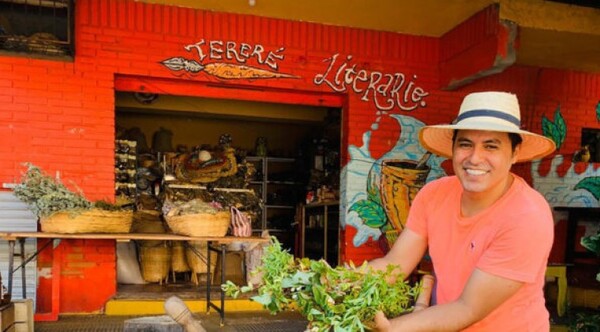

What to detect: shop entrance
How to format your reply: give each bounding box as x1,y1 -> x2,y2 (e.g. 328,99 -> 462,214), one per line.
113,76 -> 342,297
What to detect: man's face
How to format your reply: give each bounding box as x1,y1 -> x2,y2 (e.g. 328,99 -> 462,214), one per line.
452,130 -> 519,195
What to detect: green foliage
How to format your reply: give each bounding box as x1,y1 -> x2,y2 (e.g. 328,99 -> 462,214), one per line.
569,309 -> 600,332
574,177 -> 600,201
596,101 -> 600,122
349,199 -> 387,228
366,175 -> 382,206
223,238 -> 420,332
13,164 -> 92,218
581,233 -> 600,257
13,164 -> 124,218
542,105 -> 567,149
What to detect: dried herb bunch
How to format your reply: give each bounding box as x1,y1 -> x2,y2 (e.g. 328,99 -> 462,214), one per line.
223,238 -> 421,332
14,164 -> 120,218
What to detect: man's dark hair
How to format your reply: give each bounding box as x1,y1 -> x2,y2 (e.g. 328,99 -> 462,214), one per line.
452,130 -> 523,151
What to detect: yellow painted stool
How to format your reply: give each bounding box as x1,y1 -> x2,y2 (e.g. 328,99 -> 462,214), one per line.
545,265 -> 568,317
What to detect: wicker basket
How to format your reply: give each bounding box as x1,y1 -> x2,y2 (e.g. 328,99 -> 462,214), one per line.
186,241 -> 217,285
40,209 -> 133,234
139,243 -> 171,284
171,241 -> 190,273
132,210 -> 166,247
165,211 -> 230,237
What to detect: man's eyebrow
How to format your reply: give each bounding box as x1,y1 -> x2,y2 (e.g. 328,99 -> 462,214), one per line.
483,138 -> 502,144
455,137 -> 502,144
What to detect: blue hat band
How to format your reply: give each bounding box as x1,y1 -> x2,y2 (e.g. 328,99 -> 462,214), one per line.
456,109 -> 520,127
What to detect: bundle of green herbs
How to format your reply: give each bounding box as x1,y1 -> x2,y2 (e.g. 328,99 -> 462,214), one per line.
222,238 -> 421,332
13,164 -> 121,218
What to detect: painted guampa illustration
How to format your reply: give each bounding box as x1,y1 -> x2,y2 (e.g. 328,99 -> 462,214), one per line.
161,57 -> 298,80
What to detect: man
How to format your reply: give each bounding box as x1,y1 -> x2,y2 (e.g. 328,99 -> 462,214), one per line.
370,91 -> 556,331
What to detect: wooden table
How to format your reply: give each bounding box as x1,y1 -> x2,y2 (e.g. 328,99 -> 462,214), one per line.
0,232 -> 269,323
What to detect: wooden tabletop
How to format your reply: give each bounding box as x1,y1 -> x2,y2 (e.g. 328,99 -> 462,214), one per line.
0,232 -> 271,243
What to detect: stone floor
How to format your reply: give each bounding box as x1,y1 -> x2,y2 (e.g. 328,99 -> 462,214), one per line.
35,311 -> 309,332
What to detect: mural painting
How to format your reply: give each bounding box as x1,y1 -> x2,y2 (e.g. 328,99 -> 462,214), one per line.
161,39 -> 298,79
312,52 -> 437,251
341,115 -> 445,250
343,99 -> 600,252
314,53 -> 429,112
536,103 -> 600,208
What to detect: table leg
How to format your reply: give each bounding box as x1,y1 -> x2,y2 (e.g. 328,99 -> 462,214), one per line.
7,240 -> 14,297
219,243 -> 226,326
20,239 -> 26,298
206,242 -> 211,314
565,212 -> 577,264
206,242 -> 227,326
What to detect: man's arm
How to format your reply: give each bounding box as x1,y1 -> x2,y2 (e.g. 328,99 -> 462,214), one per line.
368,228 -> 428,279
376,268 -> 523,331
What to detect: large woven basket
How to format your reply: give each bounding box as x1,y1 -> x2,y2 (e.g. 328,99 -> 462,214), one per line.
171,241 -> 190,273
186,241 -> 217,285
139,243 -> 171,283
40,209 -> 133,234
165,211 -> 230,237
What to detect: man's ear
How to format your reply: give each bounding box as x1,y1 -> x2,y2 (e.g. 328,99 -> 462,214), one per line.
512,144 -> 521,164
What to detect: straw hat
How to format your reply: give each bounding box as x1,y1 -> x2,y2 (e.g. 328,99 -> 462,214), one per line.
419,91 -> 556,162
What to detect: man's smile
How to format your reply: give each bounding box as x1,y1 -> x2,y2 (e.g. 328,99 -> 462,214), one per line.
464,168 -> 488,176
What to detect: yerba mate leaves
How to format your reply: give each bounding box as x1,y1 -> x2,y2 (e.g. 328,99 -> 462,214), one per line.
222,238 -> 420,332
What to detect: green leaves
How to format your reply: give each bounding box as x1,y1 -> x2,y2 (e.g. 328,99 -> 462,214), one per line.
581,233 -> 600,256
349,199 -> 387,228
13,164 -> 92,218
542,105 -> 567,149
222,237 -> 421,331
596,101 -> 600,122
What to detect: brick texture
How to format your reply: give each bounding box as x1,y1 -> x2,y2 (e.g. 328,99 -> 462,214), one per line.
0,0 -> 598,314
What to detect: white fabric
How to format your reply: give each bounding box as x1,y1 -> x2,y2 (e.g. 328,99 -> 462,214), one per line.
116,242 -> 147,285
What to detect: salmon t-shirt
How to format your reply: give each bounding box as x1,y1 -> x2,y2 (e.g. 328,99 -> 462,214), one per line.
406,174 -> 553,331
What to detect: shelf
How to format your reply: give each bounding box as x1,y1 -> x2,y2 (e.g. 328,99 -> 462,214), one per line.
247,156 -> 295,163
267,181 -> 298,185
266,205 -> 295,209
246,155 -> 302,248
305,200 -> 339,208
165,183 -> 254,193
300,202 -> 340,267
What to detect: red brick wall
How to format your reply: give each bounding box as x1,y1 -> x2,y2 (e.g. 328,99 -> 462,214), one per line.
0,0 -> 598,313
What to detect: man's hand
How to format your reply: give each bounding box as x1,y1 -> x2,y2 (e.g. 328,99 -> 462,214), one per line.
374,311 -> 391,332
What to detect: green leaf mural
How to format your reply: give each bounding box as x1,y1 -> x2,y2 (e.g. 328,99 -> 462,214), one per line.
367,178 -> 382,206
554,108 -> 566,147
542,105 -> 567,149
349,199 -> 387,228
574,176 -> 600,201
581,233 -> 600,256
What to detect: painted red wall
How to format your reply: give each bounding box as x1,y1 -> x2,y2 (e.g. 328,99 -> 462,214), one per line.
0,0 -> 598,314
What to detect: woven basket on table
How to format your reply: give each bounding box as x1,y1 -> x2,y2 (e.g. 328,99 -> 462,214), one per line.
165,211 -> 230,237
40,208 -> 133,234
132,210 -> 166,247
